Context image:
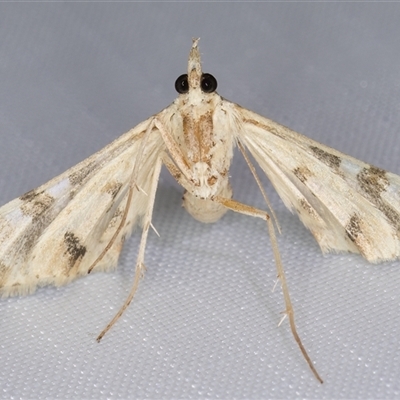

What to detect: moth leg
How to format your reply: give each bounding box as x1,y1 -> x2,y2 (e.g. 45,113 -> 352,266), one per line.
213,196 -> 323,384
237,141 -> 281,233
88,118 -> 157,274
162,149 -> 323,382
96,156 -> 163,342
155,118 -> 193,182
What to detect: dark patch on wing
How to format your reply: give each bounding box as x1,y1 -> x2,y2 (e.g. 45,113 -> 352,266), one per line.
356,166 -> 400,232
69,161 -> 97,186
379,205 -> 400,230
64,231 -> 87,266
299,198 -> 320,220
345,213 -> 362,243
309,146 -> 341,169
104,181 -> 123,200
293,166 -> 313,183
357,166 -> 389,198
20,190 -> 55,219
20,189 -> 38,202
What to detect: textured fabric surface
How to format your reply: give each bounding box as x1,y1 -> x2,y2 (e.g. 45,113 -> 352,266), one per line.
1,3 -> 400,398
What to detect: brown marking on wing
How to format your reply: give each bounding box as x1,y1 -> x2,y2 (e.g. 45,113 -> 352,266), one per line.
64,231 -> 87,268
293,166 -> 313,183
103,181 -> 123,200
345,213 -> 363,244
69,160 -> 97,186
242,117 -> 288,140
299,198 -> 320,220
20,189 -> 38,202
309,146 -> 341,170
357,166 -> 389,198
357,166 -> 400,234
20,190 -> 55,219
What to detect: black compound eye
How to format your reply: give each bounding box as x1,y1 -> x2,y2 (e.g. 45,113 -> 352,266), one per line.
201,73 -> 217,93
175,74 -> 189,94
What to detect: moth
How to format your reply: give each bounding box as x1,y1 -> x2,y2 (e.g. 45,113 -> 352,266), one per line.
1,38 -> 399,384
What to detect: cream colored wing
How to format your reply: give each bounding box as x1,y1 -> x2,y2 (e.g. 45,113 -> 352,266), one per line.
237,104 -> 400,263
0,116 -> 165,297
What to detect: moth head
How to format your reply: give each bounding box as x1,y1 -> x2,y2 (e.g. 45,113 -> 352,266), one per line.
174,38 -> 218,95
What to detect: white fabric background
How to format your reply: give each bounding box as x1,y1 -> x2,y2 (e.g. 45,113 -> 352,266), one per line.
1,3 -> 400,399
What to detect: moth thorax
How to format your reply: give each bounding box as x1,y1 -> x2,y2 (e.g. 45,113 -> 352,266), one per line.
183,180 -> 233,223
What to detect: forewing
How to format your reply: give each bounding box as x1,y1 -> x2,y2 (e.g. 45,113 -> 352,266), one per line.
0,117 -> 165,296
237,105 -> 400,262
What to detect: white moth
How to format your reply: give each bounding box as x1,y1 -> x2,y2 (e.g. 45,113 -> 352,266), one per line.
1,39 -> 399,383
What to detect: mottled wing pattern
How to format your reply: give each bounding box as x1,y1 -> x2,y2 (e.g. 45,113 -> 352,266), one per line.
237,105 -> 400,262
0,117 -> 164,296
